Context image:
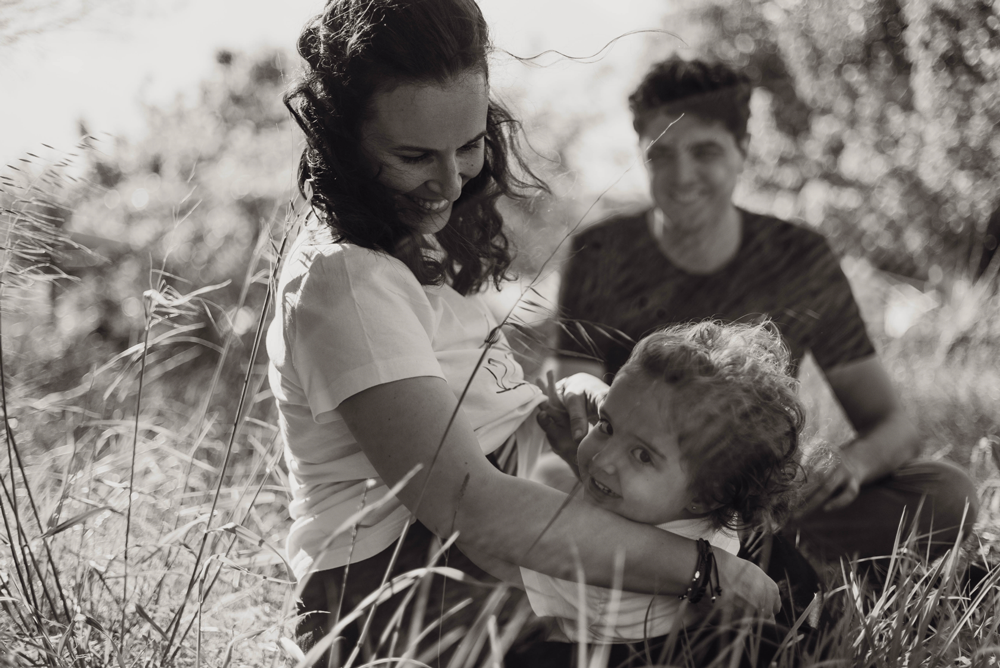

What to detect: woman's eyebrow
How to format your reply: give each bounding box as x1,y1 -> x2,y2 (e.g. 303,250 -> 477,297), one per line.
394,130 -> 487,153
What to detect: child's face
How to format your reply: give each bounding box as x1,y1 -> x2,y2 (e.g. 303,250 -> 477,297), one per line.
576,370 -> 700,526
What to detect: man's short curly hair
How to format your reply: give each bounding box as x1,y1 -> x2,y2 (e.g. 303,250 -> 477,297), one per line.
628,57 -> 752,144
620,320 -> 804,532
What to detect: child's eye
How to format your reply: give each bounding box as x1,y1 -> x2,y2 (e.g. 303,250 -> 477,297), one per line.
596,418 -> 613,436
631,448 -> 653,465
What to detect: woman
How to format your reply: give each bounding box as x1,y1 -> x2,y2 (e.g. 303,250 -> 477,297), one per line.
267,0 -> 780,662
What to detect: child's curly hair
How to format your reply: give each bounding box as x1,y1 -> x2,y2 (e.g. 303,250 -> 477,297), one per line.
621,320 -> 804,532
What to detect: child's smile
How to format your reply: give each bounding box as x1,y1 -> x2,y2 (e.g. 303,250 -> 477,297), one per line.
577,369 -> 704,525
587,474 -> 621,500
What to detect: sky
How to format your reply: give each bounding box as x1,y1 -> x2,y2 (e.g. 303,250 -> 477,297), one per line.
1,0 -> 680,180
0,0 -> 664,159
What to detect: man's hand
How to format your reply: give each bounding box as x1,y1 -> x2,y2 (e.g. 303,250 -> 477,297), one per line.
796,449 -> 864,517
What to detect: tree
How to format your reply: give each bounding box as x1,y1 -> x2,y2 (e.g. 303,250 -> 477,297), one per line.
0,0 -> 126,49
693,0 -> 1000,280
9,49 -> 299,403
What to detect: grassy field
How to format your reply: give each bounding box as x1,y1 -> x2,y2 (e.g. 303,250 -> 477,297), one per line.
1,136 -> 999,667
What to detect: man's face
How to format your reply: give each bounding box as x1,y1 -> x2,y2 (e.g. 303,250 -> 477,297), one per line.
639,111 -> 747,240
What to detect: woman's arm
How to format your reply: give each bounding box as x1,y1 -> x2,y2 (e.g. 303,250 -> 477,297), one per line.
339,375 -> 779,613
458,544 -> 524,588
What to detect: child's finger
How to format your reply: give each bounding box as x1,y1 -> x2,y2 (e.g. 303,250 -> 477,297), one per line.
545,369 -> 558,403
537,408 -> 569,427
535,369 -> 568,415
562,393 -> 591,442
536,410 -> 576,458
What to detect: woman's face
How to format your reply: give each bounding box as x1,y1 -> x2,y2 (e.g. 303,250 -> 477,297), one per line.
360,71 -> 489,235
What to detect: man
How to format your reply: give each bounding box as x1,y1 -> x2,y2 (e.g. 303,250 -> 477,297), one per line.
555,57 -> 977,564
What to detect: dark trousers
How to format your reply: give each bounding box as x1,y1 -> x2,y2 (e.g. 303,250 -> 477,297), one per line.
738,459 -> 979,633
505,607 -> 792,668
295,521 -> 519,667
789,459 -> 978,561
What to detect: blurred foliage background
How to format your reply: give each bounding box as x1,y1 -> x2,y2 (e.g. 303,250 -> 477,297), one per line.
692,0 -> 1000,282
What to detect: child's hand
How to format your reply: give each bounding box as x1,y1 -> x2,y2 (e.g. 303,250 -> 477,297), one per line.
536,407 -> 580,477
538,369 -> 608,441
536,370 -> 580,473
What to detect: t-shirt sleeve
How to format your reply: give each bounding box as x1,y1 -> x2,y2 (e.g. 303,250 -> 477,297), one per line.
809,240 -> 876,371
287,249 -> 443,420
519,567 -> 605,622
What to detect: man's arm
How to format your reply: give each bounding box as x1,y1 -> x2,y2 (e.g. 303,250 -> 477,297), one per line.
801,354 -> 922,513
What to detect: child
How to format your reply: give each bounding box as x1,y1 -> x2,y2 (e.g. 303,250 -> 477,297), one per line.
482,320 -> 805,648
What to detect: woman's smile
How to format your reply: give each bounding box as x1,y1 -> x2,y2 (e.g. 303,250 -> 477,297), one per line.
360,72 -> 489,235
404,193 -> 452,213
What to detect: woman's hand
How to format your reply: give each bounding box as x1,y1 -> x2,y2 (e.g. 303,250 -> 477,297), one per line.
712,549 -> 781,617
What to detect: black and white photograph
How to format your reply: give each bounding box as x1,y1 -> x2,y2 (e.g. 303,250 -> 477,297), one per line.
1,0 -> 998,665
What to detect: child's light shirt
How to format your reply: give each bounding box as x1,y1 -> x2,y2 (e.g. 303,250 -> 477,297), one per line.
267,224 -> 545,580
519,519 -> 740,643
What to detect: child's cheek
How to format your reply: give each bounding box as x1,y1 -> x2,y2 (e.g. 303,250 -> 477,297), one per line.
576,434 -> 597,471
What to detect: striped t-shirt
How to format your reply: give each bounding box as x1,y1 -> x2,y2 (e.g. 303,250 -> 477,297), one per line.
556,208 -> 875,376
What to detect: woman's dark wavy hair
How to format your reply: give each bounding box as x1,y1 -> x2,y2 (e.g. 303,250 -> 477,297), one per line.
628,57 -> 753,145
283,0 -> 546,295
620,320 -> 804,532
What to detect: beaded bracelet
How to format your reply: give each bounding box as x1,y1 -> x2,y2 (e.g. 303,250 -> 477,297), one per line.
678,539 -> 723,604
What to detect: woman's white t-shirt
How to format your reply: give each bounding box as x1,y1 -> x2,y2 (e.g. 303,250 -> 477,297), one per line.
519,519 -> 740,643
267,226 -> 545,580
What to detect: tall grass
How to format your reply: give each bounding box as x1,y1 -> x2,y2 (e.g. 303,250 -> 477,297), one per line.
2,138 -> 999,668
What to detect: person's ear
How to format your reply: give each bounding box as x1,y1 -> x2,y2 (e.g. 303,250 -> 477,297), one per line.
688,496 -> 723,514
738,134 -> 750,158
